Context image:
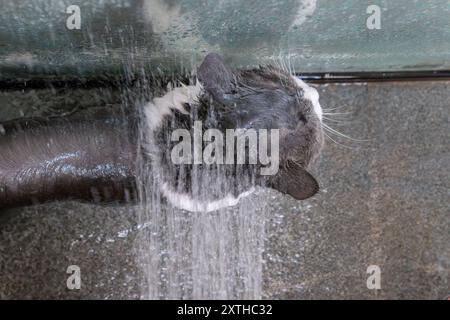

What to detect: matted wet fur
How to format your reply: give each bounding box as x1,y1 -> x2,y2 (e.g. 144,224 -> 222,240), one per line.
146,53 -> 324,211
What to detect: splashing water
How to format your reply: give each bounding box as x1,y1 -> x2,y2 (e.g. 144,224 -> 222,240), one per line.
134,159 -> 266,299
128,82 -> 267,299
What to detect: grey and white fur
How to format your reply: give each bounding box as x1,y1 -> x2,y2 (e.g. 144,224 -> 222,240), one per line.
142,53 -> 324,212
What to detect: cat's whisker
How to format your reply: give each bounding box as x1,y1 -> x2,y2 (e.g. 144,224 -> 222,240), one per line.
281,56 -> 289,74
322,123 -> 369,142
323,112 -> 353,116
323,105 -> 352,112
322,116 -> 350,123
322,131 -> 357,150
322,114 -> 353,121
322,114 -> 352,122
287,53 -> 295,76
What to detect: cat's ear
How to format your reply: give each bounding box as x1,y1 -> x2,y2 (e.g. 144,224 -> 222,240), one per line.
197,53 -> 236,103
268,160 -> 319,200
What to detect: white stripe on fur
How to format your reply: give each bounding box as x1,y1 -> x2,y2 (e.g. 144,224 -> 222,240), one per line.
144,81 -> 203,130
292,76 -> 323,121
161,183 -> 255,213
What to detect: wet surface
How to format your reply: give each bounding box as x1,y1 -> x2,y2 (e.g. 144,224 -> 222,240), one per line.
0,81 -> 449,299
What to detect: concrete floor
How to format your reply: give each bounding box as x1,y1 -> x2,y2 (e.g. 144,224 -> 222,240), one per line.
0,81 -> 448,299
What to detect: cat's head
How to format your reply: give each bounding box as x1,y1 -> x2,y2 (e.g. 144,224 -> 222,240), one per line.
197,53 -> 324,200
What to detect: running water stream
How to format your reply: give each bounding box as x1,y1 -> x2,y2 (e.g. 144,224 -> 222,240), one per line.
134,142 -> 267,299
113,62 -> 269,299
